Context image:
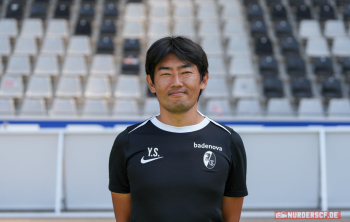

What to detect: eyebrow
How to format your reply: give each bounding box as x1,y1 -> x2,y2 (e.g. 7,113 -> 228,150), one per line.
157,63 -> 194,71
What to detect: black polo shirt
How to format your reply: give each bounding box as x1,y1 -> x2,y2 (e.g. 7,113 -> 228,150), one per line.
109,112 -> 248,222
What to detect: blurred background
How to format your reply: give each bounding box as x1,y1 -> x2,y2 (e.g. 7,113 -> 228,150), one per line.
0,0 -> 350,220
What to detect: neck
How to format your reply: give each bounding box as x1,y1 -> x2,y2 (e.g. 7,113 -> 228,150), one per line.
156,103 -> 205,127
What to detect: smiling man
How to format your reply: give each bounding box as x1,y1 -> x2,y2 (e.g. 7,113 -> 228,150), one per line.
109,36 -> 248,222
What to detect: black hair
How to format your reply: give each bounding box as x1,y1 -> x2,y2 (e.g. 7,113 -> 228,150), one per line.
145,36 -> 208,99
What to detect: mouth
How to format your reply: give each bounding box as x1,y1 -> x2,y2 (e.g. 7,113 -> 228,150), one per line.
168,91 -> 186,97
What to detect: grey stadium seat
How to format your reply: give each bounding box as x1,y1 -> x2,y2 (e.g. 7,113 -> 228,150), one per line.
227,37 -> 251,57
298,98 -> 324,117
205,99 -> 231,117
13,37 -> 37,56
232,77 -> 259,98
299,20 -> 322,39
267,98 -> 293,117
235,99 -> 262,116
20,19 -> 43,39
0,19 -> 18,38
143,98 -> 160,116
202,77 -> 229,98
25,76 -> 53,98
114,75 -> 141,99
84,76 -> 111,98
67,36 -> 91,56
46,19 -> 69,39
113,99 -> 139,116
332,37 -> 350,57
328,98 -> 350,117
55,76 -> 82,98
201,38 -> 223,56
33,55 -> 59,76
50,98 -> 77,117
82,99 -> 108,117
229,56 -> 255,77
90,55 -> 115,76
0,98 -> 15,116
20,98 -> 46,116
207,56 -> 226,76
0,76 -> 23,98
62,56 -> 87,76
40,37 -> 65,56
0,37 -> 11,57
5,55 -> 31,76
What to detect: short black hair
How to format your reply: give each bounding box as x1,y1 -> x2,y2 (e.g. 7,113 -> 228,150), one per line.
145,36 -> 208,99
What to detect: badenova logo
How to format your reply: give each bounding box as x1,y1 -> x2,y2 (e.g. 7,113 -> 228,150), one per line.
203,151 -> 216,169
194,142 -> 222,151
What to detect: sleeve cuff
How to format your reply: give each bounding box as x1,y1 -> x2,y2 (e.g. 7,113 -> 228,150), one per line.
224,190 -> 248,197
109,184 -> 130,193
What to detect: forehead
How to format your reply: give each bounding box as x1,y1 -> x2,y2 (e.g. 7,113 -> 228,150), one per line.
155,53 -> 197,70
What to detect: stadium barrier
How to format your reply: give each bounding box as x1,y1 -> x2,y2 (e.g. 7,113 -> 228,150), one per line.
0,127 -> 349,218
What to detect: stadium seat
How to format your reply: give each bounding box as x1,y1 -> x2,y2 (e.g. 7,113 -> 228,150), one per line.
289,0 -> 305,7
173,21 -> 196,39
54,3 -> 70,19
343,4 -> 350,21
0,98 -> 15,116
55,76 -> 82,98
305,37 -> 330,57
67,36 -> 91,56
324,20 -> 346,39
331,37 -> 350,57
123,39 -> 141,55
299,20 -> 322,39
321,77 -> 342,98
85,76 -> 111,98
33,55 -> 59,76
247,4 -> 264,21
208,56 -> 226,76
201,38 -> 223,56
0,76 -> 23,98
328,98 -> 350,117
312,0 -> 328,6
255,36 -> 273,55
223,21 -> 246,38
0,37 -> 11,57
5,55 -> 31,76
75,19 -> 92,36
96,36 -> 114,54
336,0 -> 350,6
275,20 -> 293,38
79,3 -> 94,19
267,98 -> 293,116
298,98 -> 324,117
50,98 -> 77,116
221,4 -> 243,21
122,21 -> 145,39
0,19 -> 18,38
113,99 -> 139,116
20,19 -> 43,38
281,36 -> 300,55
124,3 -> 146,21
229,56 -> 255,77
205,99 -> 231,117
235,99 -> 262,116
90,55 -> 115,76
25,76 -> 53,98
243,0 -> 259,6
20,98 -> 46,116
100,19 -> 117,35
198,21 -> 221,38
259,56 -> 278,77
227,37 -> 251,57
296,4 -> 312,21
173,6 -> 194,21
6,2 -> 24,20
263,77 -> 284,98
232,77 -> 259,98
103,3 -> 119,19
13,37 -> 37,56
202,77 -> 229,98
30,3 -> 47,19
286,55 -> 306,77
149,6 -> 170,20
271,4 -> 287,21
266,0 -> 282,7
313,57 -> 333,77
40,37 -> 65,56
342,58 -> 350,76
114,75 -> 141,98
121,55 -> 140,74
143,98 -> 160,116
291,77 -> 312,98
62,56 -> 87,76
46,19 -> 69,39
148,21 -> 171,38
250,20 -> 268,38
197,5 -> 219,21
319,4 -> 335,21
82,99 -> 108,117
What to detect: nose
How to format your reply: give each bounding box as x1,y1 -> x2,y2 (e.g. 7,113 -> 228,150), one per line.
171,72 -> 183,88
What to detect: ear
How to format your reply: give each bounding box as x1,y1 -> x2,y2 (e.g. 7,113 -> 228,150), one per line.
200,72 -> 209,90
146,75 -> 157,93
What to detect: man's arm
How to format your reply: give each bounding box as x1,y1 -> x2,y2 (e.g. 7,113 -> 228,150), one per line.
111,192 -> 132,222
221,196 -> 244,222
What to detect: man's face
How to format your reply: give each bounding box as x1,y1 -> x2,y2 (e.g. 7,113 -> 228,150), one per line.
146,53 -> 208,114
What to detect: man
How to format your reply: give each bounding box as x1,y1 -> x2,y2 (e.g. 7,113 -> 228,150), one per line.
109,36 -> 248,222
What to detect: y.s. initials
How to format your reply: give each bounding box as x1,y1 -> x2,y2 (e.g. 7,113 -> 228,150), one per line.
148,147 -> 159,157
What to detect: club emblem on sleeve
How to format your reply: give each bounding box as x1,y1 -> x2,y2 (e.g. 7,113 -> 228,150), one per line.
203,151 -> 216,169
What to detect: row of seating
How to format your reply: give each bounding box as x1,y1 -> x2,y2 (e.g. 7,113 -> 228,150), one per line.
0,74 -> 347,99
1,97 -> 349,117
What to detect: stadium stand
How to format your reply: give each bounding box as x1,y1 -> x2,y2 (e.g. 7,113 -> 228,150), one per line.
0,0 -> 349,118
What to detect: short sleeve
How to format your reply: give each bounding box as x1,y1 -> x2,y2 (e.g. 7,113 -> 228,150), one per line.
224,130 -> 248,197
108,129 -> 130,193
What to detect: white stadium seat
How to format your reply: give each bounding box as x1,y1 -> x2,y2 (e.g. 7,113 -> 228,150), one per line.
0,98 -> 15,116
148,21 -> 171,38
332,37 -> 350,57
33,55 -> 59,76
0,19 -> 18,38
90,55 -> 116,76
25,76 -> 53,98
232,77 -> 259,98
0,37 -> 11,57
143,98 -> 160,116
267,98 -> 293,117
124,3 -> 146,21
40,37 -> 65,56
67,36 -> 91,56
122,21 -> 146,39
298,98 -> 324,117
13,36 -> 37,56
0,76 -> 23,98
205,99 -> 231,117
328,98 -> 350,117
229,56 -> 255,77
299,20 -> 322,39
324,20 -> 346,39
202,77 -> 228,98
305,37 -> 330,57
20,98 -> 46,116
82,99 -> 108,117
207,56 -> 226,76
236,99 -> 262,116
55,76 -> 82,98
114,75 -> 141,99
227,37 -> 251,56
201,38 -> 223,56
51,98 -> 77,117
198,21 -> 221,38
113,99 -> 139,116
62,56 -> 87,76
5,55 -> 31,76
84,76 -> 112,98
20,19 -> 43,39
173,21 -> 196,39
46,19 -> 69,39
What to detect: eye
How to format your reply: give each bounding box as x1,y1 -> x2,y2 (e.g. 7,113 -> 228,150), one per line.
161,73 -> 170,76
